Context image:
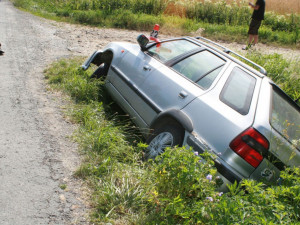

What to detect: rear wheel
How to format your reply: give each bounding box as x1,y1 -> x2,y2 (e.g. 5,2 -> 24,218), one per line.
145,124 -> 184,159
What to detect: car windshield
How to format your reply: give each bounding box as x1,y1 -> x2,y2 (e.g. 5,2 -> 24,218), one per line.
270,86 -> 300,150
147,40 -> 199,63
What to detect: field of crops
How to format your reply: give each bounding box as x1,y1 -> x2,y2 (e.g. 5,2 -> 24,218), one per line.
266,0 -> 300,14
13,0 -> 300,47
209,0 -> 300,14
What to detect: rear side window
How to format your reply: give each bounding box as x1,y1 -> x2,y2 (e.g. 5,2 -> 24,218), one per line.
172,50 -> 225,90
196,66 -> 224,90
220,67 -> 256,115
270,87 -> 300,150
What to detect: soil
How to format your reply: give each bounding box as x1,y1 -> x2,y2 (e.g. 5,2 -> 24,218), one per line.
0,0 -> 299,224
55,21 -> 300,61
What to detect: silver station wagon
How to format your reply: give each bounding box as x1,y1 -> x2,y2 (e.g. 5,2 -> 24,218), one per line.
82,34 -> 300,190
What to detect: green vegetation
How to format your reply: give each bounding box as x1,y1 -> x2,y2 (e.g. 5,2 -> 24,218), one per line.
245,52 -> 300,101
12,0 -> 300,47
59,184 -> 67,190
44,56 -> 300,224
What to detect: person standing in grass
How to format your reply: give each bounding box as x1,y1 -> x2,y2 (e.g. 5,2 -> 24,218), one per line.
243,0 -> 265,50
0,43 -> 4,55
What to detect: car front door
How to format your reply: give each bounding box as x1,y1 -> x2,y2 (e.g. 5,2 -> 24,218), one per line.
139,47 -> 227,125
107,45 -> 164,128
108,39 -> 203,127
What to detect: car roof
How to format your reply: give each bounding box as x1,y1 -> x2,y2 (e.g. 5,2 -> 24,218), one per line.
145,36 -> 299,106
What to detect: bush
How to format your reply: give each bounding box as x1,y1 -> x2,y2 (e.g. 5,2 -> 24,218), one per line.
206,167 -> 300,224
144,147 -> 220,224
144,146 -> 300,224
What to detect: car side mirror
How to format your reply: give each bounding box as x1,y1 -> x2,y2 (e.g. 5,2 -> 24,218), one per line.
137,34 -> 149,51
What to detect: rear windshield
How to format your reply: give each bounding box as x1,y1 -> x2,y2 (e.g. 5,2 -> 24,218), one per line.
270,86 -> 300,150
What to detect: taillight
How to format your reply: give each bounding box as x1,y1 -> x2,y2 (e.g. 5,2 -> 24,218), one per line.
230,127 -> 269,168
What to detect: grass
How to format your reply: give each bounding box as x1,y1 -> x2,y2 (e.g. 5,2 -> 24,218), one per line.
59,184 -> 67,190
245,51 -> 300,101
12,0 -> 300,48
45,58 -> 150,223
44,54 -> 300,224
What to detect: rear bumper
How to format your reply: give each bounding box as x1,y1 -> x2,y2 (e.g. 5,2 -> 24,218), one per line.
186,134 -> 243,186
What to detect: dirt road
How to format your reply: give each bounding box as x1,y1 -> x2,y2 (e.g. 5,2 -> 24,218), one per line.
0,1 -> 87,224
0,1 -> 147,224
0,0 -> 299,224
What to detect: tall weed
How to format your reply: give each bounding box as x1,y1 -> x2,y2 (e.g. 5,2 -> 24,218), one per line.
245,52 -> 300,101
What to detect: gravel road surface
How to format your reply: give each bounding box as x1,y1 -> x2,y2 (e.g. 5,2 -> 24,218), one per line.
0,1 -> 145,224
0,0 -> 299,224
0,1 -> 86,224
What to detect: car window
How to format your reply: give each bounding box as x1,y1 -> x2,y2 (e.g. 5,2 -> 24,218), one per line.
220,67 -> 256,115
171,50 -> 225,89
147,40 -> 199,63
196,66 -> 224,90
270,87 -> 300,150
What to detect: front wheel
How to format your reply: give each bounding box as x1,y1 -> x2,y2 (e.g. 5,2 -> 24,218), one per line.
145,124 -> 184,159
90,63 -> 109,79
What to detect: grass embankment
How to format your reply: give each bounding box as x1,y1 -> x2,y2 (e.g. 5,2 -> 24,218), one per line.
12,0 -> 300,48
44,54 -> 300,224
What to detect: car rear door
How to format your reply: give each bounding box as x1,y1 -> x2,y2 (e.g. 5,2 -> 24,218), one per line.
268,85 -> 300,167
182,63 -> 262,178
250,82 -> 300,182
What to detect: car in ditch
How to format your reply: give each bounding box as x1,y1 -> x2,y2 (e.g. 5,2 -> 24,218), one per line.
81,34 -> 300,190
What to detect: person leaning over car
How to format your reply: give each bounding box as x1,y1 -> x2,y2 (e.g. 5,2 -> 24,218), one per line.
243,0 -> 265,50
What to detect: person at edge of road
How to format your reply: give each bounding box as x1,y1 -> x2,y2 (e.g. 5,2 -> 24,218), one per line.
0,43 -> 4,55
243,0 -> 265,50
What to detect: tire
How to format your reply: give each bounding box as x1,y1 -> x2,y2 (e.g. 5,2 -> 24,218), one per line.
90,63 -> 109,79
145,124 -> 184,159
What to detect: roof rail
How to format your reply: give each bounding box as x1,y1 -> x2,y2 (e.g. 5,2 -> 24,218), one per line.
195,36 -> 267,75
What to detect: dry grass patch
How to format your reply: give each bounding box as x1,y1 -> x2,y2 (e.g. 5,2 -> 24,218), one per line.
213,0 -> 300,14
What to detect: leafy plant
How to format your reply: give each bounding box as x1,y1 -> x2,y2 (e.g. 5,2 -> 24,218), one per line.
143,147 -> 220,224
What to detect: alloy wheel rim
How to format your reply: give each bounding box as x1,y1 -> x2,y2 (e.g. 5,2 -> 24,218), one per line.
147,132 -> 173,158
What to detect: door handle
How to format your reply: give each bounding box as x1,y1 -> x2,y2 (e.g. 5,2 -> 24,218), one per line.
143,65 -> 151,71
179,91 -> 188,99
